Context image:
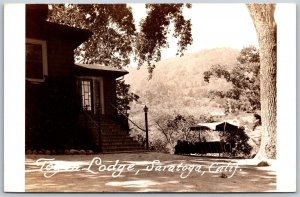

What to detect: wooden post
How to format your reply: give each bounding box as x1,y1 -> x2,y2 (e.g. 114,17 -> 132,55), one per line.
220,122 -> 227,158
144,105 -> 149,150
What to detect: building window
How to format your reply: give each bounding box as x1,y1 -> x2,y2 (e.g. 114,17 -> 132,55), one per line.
81,80 -> 92,111
26,38 -> 48,82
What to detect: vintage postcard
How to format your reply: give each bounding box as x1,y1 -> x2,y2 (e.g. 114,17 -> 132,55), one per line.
4,3 -> 296,192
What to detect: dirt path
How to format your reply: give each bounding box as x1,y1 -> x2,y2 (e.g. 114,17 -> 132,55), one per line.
25,152 -> 276,192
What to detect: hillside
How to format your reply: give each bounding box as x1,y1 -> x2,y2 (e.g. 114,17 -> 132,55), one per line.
124,48 -> 260,154
125,48 -> 239,93
124,48 -> 240,120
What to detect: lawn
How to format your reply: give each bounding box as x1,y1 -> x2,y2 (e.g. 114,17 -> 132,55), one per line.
25,152 -> 276,192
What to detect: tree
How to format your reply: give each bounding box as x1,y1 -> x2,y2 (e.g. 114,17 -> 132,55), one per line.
136,4 -> 192,76
237,45 -> 260,64
48,4 -> 192,72
48,4 -> 136,67
48,4 -> 192,110
221,126 -> 253,157
203,47 -> 260,113
48,4 -> 277,160
48,4 -> 138,113
116,79 -> 139,115
203,64 -> 231,83
247,4 -> 277,160
154,113 -> 197,153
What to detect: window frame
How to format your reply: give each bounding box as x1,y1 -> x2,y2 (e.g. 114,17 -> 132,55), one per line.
79,78 -> 93,112
77,77 -> 105,115
26,38 -> 48,82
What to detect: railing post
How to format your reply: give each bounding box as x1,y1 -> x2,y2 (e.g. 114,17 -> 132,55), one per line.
144,105 -> 149,150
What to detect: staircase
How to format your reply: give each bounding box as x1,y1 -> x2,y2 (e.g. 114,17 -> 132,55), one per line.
99,116 -> 145,153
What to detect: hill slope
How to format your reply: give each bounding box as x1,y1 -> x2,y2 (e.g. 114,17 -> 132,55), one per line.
124,48 -> 240,119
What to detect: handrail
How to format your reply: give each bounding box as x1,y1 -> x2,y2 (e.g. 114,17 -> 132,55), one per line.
110,103 -> 146,132
82,110 -> 100,128
81,110 -> 101,148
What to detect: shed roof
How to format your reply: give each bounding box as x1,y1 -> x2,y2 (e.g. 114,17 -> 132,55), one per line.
75,64 -> 129,78
190,121 -> 239,132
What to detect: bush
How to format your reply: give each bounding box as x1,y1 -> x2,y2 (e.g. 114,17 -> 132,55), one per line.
175,127 -> 252,158
221,126 -> 252,157
175,140 -> 227,155
150,137 -> 169,153
129,126 -> 171,153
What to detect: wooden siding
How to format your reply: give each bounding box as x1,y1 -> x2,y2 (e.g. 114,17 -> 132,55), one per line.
27,23 -> 76,78
103,77 -> 117,115
46,39 -> 75,77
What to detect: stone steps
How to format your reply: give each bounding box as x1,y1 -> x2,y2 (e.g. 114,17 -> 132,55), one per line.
101,136 -> 134,141
103,143 -> 141,147
99,117 -> 144,152
100,132 -> 130,138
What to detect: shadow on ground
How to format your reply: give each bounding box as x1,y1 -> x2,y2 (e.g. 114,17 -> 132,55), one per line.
25,152 -> 276,192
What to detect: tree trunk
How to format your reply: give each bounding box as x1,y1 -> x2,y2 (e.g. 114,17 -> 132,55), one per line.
247,4 -> 277,160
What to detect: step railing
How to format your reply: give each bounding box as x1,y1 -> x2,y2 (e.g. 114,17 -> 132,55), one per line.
110,103 -> 146,132
110,103 -> 149,150
81,109 -> 102,151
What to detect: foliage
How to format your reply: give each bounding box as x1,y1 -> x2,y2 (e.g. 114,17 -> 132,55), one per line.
203,46 -> 260,113
203,64 -> 231,83
126,48 -> 240,124
236,45 -> 260,64
116,79 -> 139,116
221,126 -> 252,157
48,4 -> 192,71
48,4 -> 138,113
153,113 -> 197,153
137,4 -> 193,75
252,113 -> 261,130
48,3 -> 192,112
48,4 -> 135,67
198,114 -> 214,123
174,126 -> 252,158
129,123 -> 171,153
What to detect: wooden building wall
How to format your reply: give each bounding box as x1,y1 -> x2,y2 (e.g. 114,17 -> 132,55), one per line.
103,77 -> 117,115
26,20 -> 83,150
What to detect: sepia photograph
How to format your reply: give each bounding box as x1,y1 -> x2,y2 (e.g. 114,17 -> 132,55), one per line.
3,2 -> 296,193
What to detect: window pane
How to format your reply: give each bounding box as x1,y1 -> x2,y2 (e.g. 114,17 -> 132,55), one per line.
84,84 -> 89,93
81,80 -> 92,111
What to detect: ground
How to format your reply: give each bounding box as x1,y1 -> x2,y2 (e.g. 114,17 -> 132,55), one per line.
25,152 -> 276,192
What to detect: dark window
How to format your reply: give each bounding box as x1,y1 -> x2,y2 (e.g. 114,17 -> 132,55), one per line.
81,80 -> 92,111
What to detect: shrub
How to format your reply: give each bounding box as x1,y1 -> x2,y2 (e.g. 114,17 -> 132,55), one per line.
221,126 -> 252,157
175,140 -> 226,155
175,126 -> 252,158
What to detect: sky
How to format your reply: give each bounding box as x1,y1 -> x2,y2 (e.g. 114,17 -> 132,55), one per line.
129,3 -> 259,60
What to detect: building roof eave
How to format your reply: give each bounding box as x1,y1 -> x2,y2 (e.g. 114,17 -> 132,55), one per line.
44,22 -> 92,48
75,64 -> 129,78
